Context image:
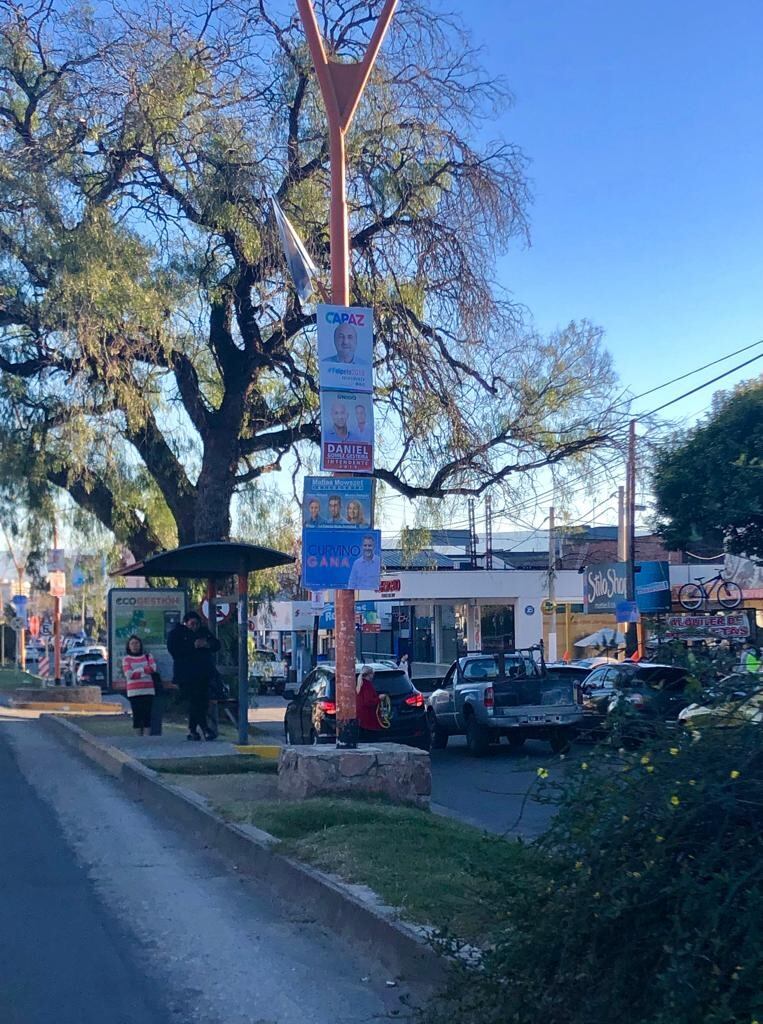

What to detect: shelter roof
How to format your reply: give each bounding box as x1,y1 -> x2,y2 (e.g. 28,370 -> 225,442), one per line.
111,542 -> 294,581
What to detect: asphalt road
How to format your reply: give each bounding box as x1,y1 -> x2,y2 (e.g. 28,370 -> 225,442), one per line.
255,696 -> 563,837
0,717 -> 412,1024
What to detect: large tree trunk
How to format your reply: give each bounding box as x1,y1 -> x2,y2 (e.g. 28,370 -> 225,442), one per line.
193,428 -> 240,542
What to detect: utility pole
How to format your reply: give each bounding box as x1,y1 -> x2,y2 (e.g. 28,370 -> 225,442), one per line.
467,499 -> 478,569
617,485 -> 626,562
1,524 -> 26,671
625,419 -> 638,657
548,506 -> 558,662
297,0 -> 398,748
52,519 -> 62,686
484,495 -> 493,570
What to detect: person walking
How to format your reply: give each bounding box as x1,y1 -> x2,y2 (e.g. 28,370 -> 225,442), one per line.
167,611 -> 221,741
121,635 -> 157,737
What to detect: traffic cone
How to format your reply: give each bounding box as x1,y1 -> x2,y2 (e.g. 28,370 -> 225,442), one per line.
562,650 -> 571,662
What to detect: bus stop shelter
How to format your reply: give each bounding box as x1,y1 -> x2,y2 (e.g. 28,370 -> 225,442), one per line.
112,541 -> 295,743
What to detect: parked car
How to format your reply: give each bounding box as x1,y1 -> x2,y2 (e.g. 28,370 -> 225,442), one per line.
428,651 -> 584,756
250,649 -> 288,695
284,662 -> 430,750
679,673 -> 763,729
76,659 -> 108,687
65,645 -> 108,684
599,662 -> 692,745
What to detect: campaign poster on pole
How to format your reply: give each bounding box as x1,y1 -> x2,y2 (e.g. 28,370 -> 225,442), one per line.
320,390 -> 374,473
302,529 -> 382,591
302,476 -> 374,528
317,304 -> 373,393
108,588 -> 186,690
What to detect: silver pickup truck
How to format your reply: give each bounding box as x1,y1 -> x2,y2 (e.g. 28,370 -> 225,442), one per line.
428,651 -> 584,756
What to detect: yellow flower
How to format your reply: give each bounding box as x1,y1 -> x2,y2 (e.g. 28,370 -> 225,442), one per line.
646,765 -> 655,773
670,795 -> 680,807
622,814 -> 630,823
688,779 -> 696,786
581,762 -> 589,771
730,770 -> 741,780
640,754 -> 650,765
575,860 -> 583,870
537,767 -> 549,779
669,747 -> 679,756
655,835 -> 665,843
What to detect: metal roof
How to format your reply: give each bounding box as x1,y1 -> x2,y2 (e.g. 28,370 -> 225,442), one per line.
111,541 -> 295,580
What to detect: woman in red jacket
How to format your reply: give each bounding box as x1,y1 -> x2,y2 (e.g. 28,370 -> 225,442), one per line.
356,666 -> 390,742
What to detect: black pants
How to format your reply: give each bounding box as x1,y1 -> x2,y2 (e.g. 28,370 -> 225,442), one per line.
187,679 -> 210,737
128,695 -> 153,730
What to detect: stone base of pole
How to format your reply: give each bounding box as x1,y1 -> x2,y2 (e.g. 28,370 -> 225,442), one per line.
278,744 -> 431,808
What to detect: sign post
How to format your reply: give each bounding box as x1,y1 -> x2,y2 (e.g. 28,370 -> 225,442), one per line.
296,0 -> 397,746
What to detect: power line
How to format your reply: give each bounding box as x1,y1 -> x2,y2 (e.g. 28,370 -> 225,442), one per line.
635,350 -> 763,419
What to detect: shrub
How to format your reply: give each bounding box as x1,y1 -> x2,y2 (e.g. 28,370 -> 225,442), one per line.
430,723 -> 763,1024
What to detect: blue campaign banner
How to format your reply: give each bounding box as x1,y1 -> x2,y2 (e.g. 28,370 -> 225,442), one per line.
615,600 -> 640,623
302,528 -> 382,591
302,476 -> 374,528
635,560 -> 672,613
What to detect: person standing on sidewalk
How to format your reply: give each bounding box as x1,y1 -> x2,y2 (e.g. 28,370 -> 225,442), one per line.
121,635 -> 157,737
167,611 -> 220,741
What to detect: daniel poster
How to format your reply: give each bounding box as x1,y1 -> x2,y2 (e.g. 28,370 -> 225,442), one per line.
320,390 -> 374,473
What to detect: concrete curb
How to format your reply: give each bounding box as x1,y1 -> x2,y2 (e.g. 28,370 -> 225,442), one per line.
40,714 -> 446,988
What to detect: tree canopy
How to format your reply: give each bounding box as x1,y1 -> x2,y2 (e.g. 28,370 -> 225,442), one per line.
0,0 -> 623,557
652,379 -> 763,561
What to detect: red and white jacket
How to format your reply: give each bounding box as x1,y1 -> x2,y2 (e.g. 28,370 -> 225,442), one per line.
121,653 -> 157,697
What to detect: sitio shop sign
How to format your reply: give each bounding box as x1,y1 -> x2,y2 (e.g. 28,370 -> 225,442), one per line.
664,612 -> 750,640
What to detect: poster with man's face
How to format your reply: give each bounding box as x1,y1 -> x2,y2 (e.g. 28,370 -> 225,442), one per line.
317,304 -> 373,393
320,389 -> 374,473
302,476 -> 374,528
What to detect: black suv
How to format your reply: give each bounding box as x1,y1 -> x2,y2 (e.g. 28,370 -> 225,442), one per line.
284,662 -> 430,750
582,662 -> 692,743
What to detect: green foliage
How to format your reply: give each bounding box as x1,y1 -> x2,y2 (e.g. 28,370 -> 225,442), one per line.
432,724 -> 763,1024
653,379 -> 763,559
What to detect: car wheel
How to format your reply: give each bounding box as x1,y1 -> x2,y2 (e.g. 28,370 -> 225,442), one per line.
549,729 -> 571,755
506,734 -> 526,750
429,712 -> 449,749
257,681 -> 267,696
465,713 -> 490,757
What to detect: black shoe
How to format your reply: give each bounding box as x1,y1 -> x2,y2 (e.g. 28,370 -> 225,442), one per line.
203,731 -> 216,741
187,731 -> 201,741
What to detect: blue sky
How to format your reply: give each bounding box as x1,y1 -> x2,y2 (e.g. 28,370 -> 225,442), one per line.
461,0 -> 763,424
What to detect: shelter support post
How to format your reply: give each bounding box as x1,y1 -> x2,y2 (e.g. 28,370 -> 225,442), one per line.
237,572 -> 249,745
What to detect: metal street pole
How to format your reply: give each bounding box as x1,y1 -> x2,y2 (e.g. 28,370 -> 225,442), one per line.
548,506 -> 557,662
297,0 -> 398,748
52,519 -> 62,685
625,419 -> 638,657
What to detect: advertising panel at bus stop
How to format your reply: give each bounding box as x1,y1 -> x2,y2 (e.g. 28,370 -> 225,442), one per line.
108,588 -> 186,689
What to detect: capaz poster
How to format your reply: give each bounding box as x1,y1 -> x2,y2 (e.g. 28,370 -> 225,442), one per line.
302,476 -> 374,528
320,390 -> 374,473
317,304 -> 373,393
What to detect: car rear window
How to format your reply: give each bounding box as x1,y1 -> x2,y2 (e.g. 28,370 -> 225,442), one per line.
328,669 -> 414,698
545,667 -> 591,682
626,667 -> 688,689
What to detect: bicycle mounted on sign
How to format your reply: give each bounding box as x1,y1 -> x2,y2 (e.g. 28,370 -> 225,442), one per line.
678,571 -> 742,611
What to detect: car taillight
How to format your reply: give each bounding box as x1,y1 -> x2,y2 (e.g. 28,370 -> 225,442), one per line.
484,686 -> 494,708
317,700 -> 336,714
404,692 -> 424,707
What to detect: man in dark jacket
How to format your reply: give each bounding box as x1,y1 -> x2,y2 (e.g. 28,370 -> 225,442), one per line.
167,611 -> 221,740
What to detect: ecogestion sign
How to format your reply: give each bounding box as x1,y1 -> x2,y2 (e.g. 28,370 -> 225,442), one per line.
317,304 -> 373,393
302,528 -> 382,591
108,588 -> 186,689
664,612 -> 750,640
320,390 -> 374,473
